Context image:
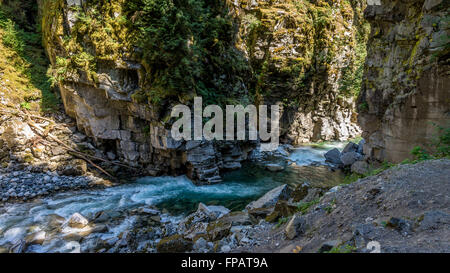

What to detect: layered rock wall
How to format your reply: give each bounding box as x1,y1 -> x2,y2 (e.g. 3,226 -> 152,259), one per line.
358,0 -> 449,163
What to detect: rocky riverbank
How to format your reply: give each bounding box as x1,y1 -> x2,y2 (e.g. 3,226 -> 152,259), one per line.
0,170 -> 110,203
236,159 -> 450,253
1,158 -> 448,253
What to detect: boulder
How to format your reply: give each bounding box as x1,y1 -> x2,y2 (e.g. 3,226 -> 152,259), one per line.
265,164 -> 285,172
246,184 -> 292,210
351,160 -> 370,175
419,210 -> 450,231
156,234 -> 193,253
342,142 -> 358,154
340,151 -> 362,166
357,139 -> 365,154
301,188 -> 325,203
47,214 -> 66,230
247,207 -> 274,220
324,148 -> 342,165
198,203 -> 230,219
266,200 -> 298,222
93,211 -> 110,223
183,222 -> 209,241
193,237 -> 210,252
386,217 -> 412,234
273,200 -> 298,217
217,212 -> 257,226
285,215 -> 307,240
291,182 -> 310,202
178,203 -> 220,234
68,213 -> 89,228
63,233 -> 83,242
206,220 -> 232,241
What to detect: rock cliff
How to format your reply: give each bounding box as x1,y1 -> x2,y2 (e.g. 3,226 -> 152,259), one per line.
358,0 -> 449,163
38,0 -> 368,182
232,0 -> 369,143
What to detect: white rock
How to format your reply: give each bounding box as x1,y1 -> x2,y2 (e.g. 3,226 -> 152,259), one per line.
68,213 -> 89,228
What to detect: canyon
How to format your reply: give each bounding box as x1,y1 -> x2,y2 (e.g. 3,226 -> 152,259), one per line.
0,0 -> 448,253
35,0 -> 370,184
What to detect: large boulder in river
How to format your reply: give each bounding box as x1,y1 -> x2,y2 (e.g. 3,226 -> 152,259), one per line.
342,142 -> 359,154
246,184 -> 292,210
324,148 -> 342,165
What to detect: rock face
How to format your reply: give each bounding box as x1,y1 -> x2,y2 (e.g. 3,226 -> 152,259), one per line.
37,0 -> 369,183
357,0 -> 450,163
39,0 -> 258,184
231,0 -> 368,143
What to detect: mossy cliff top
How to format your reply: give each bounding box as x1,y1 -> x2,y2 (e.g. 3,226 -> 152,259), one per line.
235,0 -> 369,104
41,0 -> 368,109
41,0 -> 252,109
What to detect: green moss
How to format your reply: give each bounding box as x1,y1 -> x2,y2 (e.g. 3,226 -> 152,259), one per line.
324,244 -> 356,253
297,198 -> 320,215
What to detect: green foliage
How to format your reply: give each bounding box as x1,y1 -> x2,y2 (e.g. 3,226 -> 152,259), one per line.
142,125 -> 150,137
324,244 -> 356,253
297,198 -> 320,215
343,161 -> 394,185
0,3 -> 59,112
125,0 -> 250,106
358,102 -> 369,112
406,124 -> 450,162
20,101 -> 31,109
324,198 -> 336,214
274,217 -> 289,229
432,124 -> 450,158
410,146 -> 433,161
339,22 -> 370,98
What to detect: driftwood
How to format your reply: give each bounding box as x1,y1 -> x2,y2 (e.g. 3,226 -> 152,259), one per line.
0,109 -> 137,179
27,120 -> 115,179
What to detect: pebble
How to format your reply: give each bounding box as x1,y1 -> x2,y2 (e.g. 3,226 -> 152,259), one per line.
0,170 -> 97,203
